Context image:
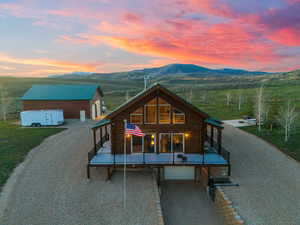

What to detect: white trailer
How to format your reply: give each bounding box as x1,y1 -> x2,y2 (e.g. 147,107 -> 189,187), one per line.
20,110 -> 64,127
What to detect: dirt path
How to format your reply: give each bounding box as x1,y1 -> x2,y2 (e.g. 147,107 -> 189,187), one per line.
0,120 -> 157,225
222,125 -> 300,225
161,181 -> 223,225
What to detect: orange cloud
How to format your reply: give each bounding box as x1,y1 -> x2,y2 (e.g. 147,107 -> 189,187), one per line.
0,53 -> 96,71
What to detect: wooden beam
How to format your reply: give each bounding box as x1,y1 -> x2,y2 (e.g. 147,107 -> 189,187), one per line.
87,164 -> 90,179
100,127 -> 103,147
107,167 -> 114,180
218,128 -> 222,154
210,125 -> 214,147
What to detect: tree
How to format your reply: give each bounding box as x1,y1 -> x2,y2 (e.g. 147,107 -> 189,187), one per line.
237,93 -> 243,111
266,97 -> 279,131
201,91 -> 208,104
226,92 -> 231,106
277,101 -> 298,142
125,90 -> 130,101
254,85 -> 266,132
188,89 -> 193,103
0,84 -> 10,121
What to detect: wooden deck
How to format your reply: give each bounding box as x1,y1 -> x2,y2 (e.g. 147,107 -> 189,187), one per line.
90,152 -> 227,166
89,142 -> 228,166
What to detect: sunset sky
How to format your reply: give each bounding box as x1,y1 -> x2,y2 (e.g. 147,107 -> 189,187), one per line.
0,0 -> 300,77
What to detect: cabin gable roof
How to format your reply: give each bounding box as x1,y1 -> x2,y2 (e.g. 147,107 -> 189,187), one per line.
106,83 -> 209,120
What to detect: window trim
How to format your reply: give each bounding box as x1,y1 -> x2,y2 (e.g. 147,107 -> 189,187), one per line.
172,108 -> 186,124
159,104 -> 171,124
172,133 -> 185,153
130,133 -> 157,153
159,133 -> 185,153
144,103 -> 157,124
159,133 -> 172,153
131,135 -> 144,153
130,113 -> 143,124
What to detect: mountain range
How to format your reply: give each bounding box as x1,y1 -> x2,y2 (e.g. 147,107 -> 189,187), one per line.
49,63 -> 272,80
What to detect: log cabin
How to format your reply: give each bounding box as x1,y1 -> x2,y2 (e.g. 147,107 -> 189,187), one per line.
87,83 -> 230,182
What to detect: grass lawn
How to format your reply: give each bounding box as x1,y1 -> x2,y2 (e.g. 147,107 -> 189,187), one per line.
241,126 -> 300,162
0,121 -> 65,190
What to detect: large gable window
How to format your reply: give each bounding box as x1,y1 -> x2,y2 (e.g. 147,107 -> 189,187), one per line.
173,108 -> 185,124
159,97 -> 171,124
130,107 -> 143,124
144,98 -> 157,124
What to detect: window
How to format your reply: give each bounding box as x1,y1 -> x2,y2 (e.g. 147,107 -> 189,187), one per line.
159,97 -> 171,124
130,107 -> 143,124
144,134 -> 156,153
172,134 -> 184,152
144,98 -> 157,124
159,133 -> 172,153
131,135 -> 143,153
159,133 -> 185,153
173,108 -> 185,124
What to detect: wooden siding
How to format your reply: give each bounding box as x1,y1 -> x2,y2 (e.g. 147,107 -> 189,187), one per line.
110,89 -> 205,154
23,100 -> 91,119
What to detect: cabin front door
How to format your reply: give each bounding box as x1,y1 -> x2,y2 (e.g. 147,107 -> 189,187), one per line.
131,135 -> 143,153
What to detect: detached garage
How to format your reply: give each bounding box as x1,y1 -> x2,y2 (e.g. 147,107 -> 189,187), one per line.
21,84 -> 104,119
164,166 -> 195,180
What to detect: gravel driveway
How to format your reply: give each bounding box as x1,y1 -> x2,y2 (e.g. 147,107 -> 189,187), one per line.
0,120 -> 157,225
161,181 -> 223,225
222,125 -> 300,225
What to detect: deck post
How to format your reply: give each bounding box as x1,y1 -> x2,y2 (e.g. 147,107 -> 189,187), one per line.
100,127 -> 103,147
93,129 -> 97,155
210,125 -> 214,147
106,167 -> 111,181
217,129 -> 222,154
87,164 -> 90,179
105,125 -> 108,141
207,167 -> 210,185
173,150 -> 175,164
157,167 -> 161,186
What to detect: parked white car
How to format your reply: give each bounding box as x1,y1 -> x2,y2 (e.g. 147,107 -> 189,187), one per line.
20,110 -> 64,127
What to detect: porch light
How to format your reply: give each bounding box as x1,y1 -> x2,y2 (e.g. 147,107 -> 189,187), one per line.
126,134 -> 131,138
184,133 -> 190,138
151,135 -> 155,139
151,140 -> 155,145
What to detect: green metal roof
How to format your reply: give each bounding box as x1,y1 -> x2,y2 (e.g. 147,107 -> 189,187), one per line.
21,84 -> 101,100
205,118 -> 224,129
92,118 -> 111,129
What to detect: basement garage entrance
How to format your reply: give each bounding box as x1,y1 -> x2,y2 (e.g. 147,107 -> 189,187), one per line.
164,166 -> 195,180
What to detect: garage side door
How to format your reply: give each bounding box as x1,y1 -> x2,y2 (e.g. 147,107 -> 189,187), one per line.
164,166 -> 195,180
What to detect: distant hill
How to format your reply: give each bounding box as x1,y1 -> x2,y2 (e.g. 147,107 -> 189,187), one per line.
49,63 -> 272,80
49,72 -> 93,78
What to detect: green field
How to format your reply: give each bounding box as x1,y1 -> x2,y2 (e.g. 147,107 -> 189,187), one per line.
0,121 -> 64,190
1,72 -> 300,163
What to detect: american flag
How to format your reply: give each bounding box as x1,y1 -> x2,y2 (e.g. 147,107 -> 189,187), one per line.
125,123 -> 145,137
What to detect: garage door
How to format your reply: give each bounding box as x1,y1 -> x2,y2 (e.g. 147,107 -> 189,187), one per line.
164,166 -> 195,180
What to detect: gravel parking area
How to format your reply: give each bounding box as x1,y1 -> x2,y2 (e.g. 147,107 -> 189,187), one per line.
222,125 -> 300,225
0,120 -> 158,225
